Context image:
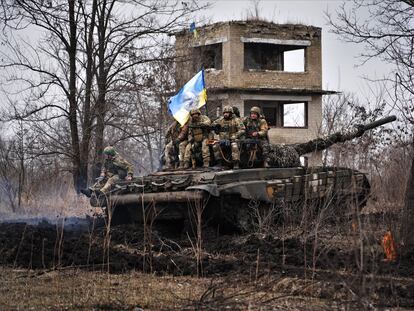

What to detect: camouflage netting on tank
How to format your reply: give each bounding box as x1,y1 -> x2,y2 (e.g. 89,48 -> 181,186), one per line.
266,144 -> 301,168
266,132 -> 354,168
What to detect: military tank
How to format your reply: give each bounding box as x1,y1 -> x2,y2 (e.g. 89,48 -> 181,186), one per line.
86,116 -> 396,231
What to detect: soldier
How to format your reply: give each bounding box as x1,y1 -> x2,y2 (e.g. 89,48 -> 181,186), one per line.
212,106 -> 245,169
243,106 -> 271,167
183,109 -> 212,169
99,146 -> 134,195
164,120 -> 188,169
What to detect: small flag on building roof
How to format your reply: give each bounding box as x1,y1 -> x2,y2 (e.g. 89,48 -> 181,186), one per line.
168,70 -> 207,126
190,22 -> 199,39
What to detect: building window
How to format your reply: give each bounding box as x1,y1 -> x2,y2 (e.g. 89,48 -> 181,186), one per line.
193,43 -> 222,71
244,100 -> 308,128
244,43 -> 306,72
282,103 -> 307,127
283,49 -> 305,72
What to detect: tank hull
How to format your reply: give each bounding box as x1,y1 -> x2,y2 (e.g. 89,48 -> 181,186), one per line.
90,166 -> 370,230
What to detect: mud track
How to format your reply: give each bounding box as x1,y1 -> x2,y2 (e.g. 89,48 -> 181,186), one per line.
0,216 -> 414,309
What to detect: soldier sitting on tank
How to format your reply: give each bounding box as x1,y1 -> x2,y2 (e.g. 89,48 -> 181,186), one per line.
242,106 -> 271,167
80,146 -> 134,197
164,120 -> 188,170
182,109 -> 211,169
98,146 -> 134,195
212,106 -> 245,169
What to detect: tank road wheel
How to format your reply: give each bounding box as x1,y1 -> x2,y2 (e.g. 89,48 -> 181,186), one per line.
234,205 -> 255,232
106,205 -> 132,226
217,195 -> 283,233
215,195 -> 265,233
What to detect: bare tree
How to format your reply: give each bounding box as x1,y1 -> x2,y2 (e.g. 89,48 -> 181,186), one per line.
0,0 -> 87,192
327,0 -> 414,249
0,0 -> 207,191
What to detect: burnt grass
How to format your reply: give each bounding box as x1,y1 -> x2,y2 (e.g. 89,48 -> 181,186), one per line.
1,217 -> 414,309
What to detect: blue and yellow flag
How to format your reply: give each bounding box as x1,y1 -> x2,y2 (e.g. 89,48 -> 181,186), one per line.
168,70 -> 207,126
190,22 -> 198,39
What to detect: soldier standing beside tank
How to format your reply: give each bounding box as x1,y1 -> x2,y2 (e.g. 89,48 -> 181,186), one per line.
182,109 -> 211,169
164,120 -> 188,169
99,146 -> 134,194
243,106 -> 271,167
212,106 -> 245,169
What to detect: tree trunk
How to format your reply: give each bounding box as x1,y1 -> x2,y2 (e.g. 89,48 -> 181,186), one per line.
93,87 -> 106,179
146,135 -> 154,172
93,1 -> 108,179
67,0 -> 83,192
79,0 -> 98,185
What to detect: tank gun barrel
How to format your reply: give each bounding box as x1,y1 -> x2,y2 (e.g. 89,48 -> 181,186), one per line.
360,115 -> 396,132
293,115 -> 397,156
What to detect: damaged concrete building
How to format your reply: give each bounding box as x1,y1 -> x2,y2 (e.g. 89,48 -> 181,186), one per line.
174,20 -> 332,164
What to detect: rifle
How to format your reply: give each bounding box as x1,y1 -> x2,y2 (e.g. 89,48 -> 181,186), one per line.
207,139 -> 231,147
189,123 -> 211,129
240,138 -> 261,150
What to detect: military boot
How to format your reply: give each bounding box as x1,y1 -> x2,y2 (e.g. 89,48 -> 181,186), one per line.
233,161 -> 240,170
203,159 -> 210,168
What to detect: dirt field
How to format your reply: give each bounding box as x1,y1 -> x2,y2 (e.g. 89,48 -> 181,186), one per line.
0,213 -> 414,310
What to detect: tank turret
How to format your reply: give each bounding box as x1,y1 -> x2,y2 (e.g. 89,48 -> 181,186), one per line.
266,116 -> 396,168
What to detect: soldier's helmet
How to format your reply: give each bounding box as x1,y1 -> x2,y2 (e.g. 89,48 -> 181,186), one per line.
103,146 -> 116,156
223,106 -> 234,114
250,106 -> 261,116
190,108 -> 201,116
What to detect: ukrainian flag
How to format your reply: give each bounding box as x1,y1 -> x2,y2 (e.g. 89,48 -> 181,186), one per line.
168,70 -> 207,126
190,22 -> 199,39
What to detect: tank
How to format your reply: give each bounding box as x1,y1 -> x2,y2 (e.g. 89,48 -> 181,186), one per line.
86,116 -> 396,231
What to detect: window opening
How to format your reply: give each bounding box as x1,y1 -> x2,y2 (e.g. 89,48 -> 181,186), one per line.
244,43 -> 306,72
283,49 -> 305,72
282,103 -> 307,127
262,107 -> 277,127
244,100 -> 308,128
193,43 -> 222,71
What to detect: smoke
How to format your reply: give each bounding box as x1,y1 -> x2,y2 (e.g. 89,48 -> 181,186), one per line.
0,180 -> 102,231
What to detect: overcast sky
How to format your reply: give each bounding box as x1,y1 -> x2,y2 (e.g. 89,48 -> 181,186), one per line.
197,0 -> 392,100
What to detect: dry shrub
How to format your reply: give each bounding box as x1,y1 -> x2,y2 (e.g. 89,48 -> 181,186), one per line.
1,171 -> 92,221
369,146 -> 412,208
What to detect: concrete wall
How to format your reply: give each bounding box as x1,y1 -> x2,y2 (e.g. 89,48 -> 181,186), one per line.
175,21 -> 322,91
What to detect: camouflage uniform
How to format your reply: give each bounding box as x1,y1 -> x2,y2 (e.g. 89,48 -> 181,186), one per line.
243,107 -> 270,166
212,106 -> 245,165
164,120 -> 188,169
100,147 -> 134,194
183,110 -> 211,168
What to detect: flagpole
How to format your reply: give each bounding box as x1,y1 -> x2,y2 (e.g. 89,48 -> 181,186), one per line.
202,67 -> 207,116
